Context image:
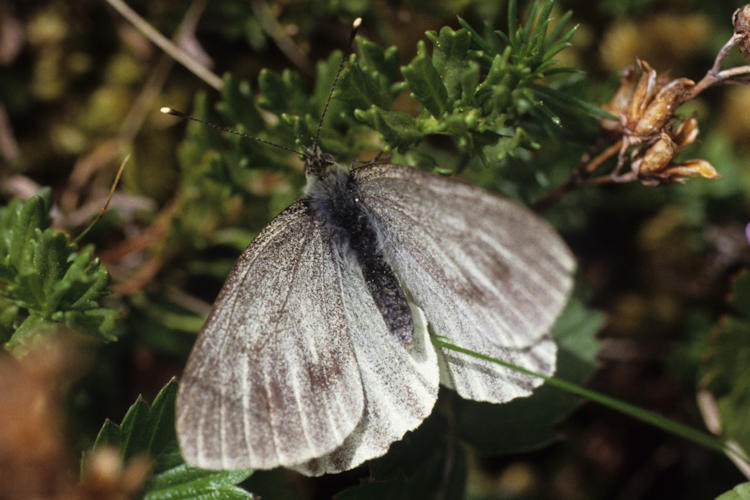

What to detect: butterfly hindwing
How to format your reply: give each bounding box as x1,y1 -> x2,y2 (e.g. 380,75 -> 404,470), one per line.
176,201 -> 365,470
353,164 -> 575,403
293,294 -> 439,475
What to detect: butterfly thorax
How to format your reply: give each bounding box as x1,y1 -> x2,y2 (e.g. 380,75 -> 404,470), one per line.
303,159 -> 414,345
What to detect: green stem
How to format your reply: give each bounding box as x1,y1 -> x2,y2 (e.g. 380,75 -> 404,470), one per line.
432,337 -> 750,465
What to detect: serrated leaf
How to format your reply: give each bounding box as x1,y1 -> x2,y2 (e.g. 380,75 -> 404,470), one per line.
1,191 -> 118,352
426,27 -> 472,103
145,460 -> 253,500
354,37 -> 400,82
92,379 -> 178,462
354,106 -> 424,150
217,75 -> 264,131
336,57 -> 392,111
93,418 -> 122,450
257,68 -> 309,118
401,41 -> 449,118
87,380 -> 254,499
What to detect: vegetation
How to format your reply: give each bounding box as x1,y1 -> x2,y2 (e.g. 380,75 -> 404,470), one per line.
1,0 -> 749,498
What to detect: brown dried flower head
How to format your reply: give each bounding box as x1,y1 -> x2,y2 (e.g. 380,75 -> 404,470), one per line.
631,118 -> 719,185
604,59 -> 695,138
600,59 -> 718,185
733,5 -> 750,58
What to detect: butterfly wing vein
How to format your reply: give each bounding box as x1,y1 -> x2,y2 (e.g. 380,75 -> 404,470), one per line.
354,164 -> 575,403
176,201 -> 365,470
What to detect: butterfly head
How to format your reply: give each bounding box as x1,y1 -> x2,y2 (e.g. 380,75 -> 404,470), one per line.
303,145 -> 337,179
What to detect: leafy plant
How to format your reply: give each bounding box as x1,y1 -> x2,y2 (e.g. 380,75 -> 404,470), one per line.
0,189 -> 119,354
3,0 -> 749,497
86,379 -> 254,499
355,1 -> 596,166
717,481 -> 750,500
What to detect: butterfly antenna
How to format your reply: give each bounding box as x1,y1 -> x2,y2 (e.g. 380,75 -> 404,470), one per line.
312,17 -> 362,152
160,107 -> 305,157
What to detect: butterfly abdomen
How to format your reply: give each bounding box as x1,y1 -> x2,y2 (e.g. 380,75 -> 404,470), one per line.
305,168 -> 414,344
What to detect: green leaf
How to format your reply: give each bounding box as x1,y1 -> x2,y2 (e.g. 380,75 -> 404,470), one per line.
217,75 -> 264,132
91,378 -> 179,462
93,418 -> 122,450
717,482 -> 750,500
401,40 -> 449,118
336,55 -> 393,111
425,27 -> 472,103
1,188 -> 52,275
2,315 -> 57,354
481,127 -> 538,162
257,68 -> 310,119
145,456 -> 253,500
354,37 -> 400,83
454,297 -> 604,454
354,106 -> 424,150
87,379 -> 254,499
0,191 -> 119,353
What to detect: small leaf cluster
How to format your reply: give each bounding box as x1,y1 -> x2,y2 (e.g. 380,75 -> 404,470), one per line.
0,189 -> 118,353
177,0 -> 590,197
87,379 -> 254,499
167,0 -> 592,259
352,0 -> 591,168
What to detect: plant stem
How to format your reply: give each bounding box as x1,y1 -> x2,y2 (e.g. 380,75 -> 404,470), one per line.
433,337 -> 750,466
534,139 -> 622,211
103,0 -> 222,90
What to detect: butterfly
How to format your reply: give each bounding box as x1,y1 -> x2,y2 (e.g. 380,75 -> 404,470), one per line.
169,20 -> 575,476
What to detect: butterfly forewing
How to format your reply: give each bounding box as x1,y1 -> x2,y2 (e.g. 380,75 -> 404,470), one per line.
176,201 -> 365,470
353,164 -> 575,403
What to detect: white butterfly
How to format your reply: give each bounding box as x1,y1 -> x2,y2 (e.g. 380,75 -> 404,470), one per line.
174,145 -> 575,475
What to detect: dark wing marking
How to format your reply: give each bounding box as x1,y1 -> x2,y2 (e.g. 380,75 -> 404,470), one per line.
293,265 -> 439,475
176,201 -> 364,470
354,164 -> 575,403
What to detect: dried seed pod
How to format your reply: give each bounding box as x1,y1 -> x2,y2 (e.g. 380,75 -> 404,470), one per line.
601,65 -> 639,132
634,78 -> 695,136
672,116 -> 699,147
636,132 -> 679,175
626,60 -> 659,131
660,160 -> 721,182
733,5 -> 750,57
